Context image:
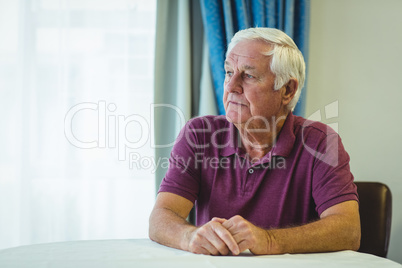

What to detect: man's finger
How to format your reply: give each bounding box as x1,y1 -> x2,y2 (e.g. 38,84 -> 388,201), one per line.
222,218 -> 235,230
211,217 -> 227,224
200,239 -> 221,255
212,223 -> 240,255
205,234 -> 230,256
236,238 -> 250,253
195,223 -> 231,255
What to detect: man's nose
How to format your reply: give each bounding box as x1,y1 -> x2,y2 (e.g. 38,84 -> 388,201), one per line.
225,73 -> 243,94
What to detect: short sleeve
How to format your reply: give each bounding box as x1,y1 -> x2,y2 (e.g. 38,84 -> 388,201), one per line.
158,117 -> 207,203
311,132 -> 358,216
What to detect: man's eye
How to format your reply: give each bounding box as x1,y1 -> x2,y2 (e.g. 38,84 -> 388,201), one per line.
226,71 -> 233,77
245,74 -> 254,79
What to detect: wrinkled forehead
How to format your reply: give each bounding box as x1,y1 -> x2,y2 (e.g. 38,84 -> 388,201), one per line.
225,39 -> 272,66
226,39 -> 272,60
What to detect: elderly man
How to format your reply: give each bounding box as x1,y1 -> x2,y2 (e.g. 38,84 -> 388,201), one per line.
149,27 -> 360,256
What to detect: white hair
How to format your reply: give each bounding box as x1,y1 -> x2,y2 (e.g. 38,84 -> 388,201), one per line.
226,27 -> 306,112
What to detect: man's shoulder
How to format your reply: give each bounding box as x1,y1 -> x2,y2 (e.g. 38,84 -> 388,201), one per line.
292,114 -> 338,137
174,115 -> 232,151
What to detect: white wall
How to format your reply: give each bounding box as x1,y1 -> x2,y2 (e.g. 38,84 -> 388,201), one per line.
307,0 -> 402,263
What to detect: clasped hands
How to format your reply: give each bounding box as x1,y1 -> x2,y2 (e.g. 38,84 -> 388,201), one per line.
185,215 -> 277,256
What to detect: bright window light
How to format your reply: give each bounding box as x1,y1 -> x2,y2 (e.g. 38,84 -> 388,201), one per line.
0,0 -> 156,249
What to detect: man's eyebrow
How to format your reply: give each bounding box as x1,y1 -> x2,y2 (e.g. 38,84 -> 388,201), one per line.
224,61 -> 256,70
243,65 -> 256,70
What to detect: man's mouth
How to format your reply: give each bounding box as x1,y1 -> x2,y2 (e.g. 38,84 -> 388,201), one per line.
228,101 -> 247,107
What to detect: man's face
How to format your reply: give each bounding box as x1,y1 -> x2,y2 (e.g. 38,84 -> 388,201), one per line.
223,40 -> 287,128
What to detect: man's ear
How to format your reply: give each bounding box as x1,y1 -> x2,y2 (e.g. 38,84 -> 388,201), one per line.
281,79 -> 298,106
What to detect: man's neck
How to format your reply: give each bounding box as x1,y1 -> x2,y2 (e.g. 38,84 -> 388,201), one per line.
235,113 -> 288,161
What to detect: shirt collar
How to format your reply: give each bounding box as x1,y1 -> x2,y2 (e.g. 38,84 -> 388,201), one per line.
220,122 -> 240,157
271,112 -> 296,158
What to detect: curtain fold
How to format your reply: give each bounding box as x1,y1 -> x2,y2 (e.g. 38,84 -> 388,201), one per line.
199,0 -> 227,116
200,0 -> 310,116
198,36 -> 218,116
154,0 -> 189,193
154,0 -> 217,191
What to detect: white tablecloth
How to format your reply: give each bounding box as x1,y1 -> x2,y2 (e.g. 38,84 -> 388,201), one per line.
0,239 -> 400,268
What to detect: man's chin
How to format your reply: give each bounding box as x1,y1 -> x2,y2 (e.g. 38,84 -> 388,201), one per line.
225,114 -> 245,125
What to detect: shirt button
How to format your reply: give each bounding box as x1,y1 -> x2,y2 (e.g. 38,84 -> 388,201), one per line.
248,169 -> 254,174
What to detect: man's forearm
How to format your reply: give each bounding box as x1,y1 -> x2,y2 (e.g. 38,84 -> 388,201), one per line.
149,207 -> 196,251
266,213 -> 361,254
150,195 -> 360,255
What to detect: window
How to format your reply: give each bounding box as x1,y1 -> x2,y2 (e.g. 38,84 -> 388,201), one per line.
0,0 -> 156,248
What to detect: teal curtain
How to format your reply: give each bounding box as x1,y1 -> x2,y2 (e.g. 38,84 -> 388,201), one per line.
200,0 -> 310,116
154,0 -> 216,194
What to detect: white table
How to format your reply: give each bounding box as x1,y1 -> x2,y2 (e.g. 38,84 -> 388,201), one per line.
0,239 -> 400,268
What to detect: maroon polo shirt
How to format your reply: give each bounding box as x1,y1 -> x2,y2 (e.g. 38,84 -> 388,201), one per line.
159,112 -> 358,229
